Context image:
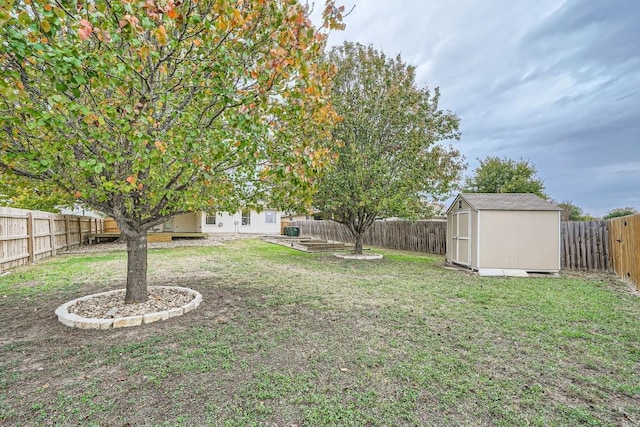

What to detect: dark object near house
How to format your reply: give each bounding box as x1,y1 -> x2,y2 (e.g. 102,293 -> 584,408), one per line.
283,226 -> 300,237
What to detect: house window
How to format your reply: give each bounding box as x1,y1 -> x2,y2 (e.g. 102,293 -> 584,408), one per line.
205,212 -> 217,225
265,210 -> 276,224
241,209 -> 251,226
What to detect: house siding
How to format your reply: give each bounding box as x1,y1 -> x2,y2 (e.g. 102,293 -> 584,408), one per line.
201,210 -> 281,235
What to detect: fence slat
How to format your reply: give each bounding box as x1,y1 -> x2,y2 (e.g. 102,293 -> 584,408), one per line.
608,214 -> 640,290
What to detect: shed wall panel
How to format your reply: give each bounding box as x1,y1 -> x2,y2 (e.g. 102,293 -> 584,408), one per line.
478,210 -> 559,271
515,211 -> 560,271
479,211 -> 520,269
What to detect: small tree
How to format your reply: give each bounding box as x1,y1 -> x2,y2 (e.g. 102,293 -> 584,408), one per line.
464,156 -> 547,198
603,207 -> 638,220
314,42 -> 463,254
0,0 -> 345,303
556,200 -> 586,222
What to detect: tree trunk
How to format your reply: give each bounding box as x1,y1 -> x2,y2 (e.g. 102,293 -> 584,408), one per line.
354,233 -> 364,255
125,232 -> 148,303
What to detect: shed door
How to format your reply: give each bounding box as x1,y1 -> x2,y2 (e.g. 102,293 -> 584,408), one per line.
452,211 -> 471,265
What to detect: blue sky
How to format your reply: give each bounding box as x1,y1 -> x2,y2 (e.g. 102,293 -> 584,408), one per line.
316,0 -> 640,217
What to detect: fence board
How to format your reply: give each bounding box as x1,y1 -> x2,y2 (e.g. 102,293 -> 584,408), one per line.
585,222 -> 592,270
290,220 -> 447,255
561,223 -> 569,270
608,213 -> 640,290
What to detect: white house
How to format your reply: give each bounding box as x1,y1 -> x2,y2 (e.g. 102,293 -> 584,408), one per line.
152,209 -> 283,235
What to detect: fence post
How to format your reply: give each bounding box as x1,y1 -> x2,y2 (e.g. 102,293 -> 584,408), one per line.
49,215 -> 57,256
26,213 -> 35,263
78,217 -> 83,246
65,216 -> 71,251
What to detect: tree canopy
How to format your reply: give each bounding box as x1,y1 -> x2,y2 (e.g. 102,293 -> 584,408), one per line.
313,42 -> 463,254
603,207 -> 638,220
555,200 -> 592,222
463,156 -> 547,198
0,0 -> 345,302
0,174 -> 73,212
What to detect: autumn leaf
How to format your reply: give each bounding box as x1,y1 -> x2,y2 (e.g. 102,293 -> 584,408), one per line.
126,175 -> 136,185
155,25 -> 167,46
95,28 -> 111,43
119,14 -> 140,31
136,46 -> 149,61
78,19 -> 92,40
165,0 -> 178,20
154,140 -> 166,153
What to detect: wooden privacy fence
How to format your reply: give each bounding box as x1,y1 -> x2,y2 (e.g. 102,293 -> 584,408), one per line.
560,220 -> 610,271
0,207 -> 104,272
290,220 -> 447,255
608,213 -> 640,290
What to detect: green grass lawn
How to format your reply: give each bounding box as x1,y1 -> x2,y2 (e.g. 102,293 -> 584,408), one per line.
1,239 -> 639,426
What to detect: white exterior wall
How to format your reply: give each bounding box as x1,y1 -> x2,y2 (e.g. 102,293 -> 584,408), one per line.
201,210 -> 282,235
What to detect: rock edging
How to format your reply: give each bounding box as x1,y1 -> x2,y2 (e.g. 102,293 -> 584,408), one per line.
55,286 -> 202,329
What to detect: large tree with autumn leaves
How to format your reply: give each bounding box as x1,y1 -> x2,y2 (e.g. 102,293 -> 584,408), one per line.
0,0 -> 344,303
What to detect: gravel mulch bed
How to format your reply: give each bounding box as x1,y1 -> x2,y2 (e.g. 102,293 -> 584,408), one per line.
68,287 -> 195,319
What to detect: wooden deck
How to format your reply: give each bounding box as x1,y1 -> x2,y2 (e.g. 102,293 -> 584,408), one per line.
88,232 -> 208,244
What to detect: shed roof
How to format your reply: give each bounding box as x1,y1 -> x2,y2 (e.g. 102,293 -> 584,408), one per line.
451,193 -> 561,212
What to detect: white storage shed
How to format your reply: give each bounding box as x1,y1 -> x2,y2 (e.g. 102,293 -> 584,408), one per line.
446,193 -> 561,274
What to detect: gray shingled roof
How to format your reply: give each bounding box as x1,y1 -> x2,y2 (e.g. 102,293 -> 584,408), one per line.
457,193 -> 561,211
